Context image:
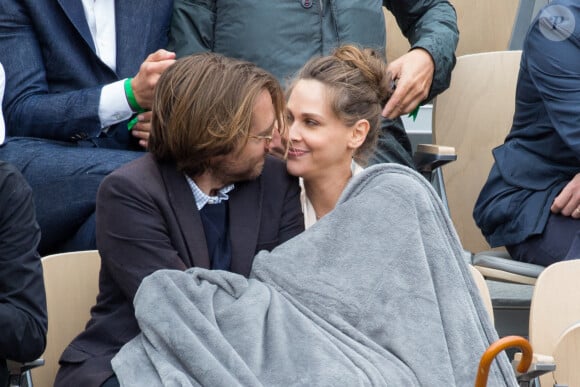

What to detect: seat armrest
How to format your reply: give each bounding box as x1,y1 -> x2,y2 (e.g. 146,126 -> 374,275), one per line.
413,144 -> 457,174
6,358 -> 45,374
512,352 -> 556,382
473,251 -> 544,285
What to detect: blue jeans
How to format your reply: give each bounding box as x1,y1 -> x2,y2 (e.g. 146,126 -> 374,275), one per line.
0,137 -> 143,255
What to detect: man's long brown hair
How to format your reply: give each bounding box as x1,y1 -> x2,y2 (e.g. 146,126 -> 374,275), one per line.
149,52 -> 285,177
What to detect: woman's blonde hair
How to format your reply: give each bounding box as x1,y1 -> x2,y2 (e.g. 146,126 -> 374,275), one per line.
149,52 -> 285,176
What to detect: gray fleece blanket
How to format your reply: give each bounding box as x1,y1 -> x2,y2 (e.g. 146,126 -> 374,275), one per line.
112,164 -> 517,386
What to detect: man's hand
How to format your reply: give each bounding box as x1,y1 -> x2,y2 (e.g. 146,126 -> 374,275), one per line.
382,48 -> 435,119
131,111 -> 153,149
131,49 -> 176,110
551,173 -> 580,218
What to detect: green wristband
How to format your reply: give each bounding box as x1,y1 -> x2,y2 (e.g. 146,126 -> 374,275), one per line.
124,78 -> 146,113
127,115 -> 139,131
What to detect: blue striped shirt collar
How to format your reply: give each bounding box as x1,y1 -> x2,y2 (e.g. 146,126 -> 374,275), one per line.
185,175 -> 234,211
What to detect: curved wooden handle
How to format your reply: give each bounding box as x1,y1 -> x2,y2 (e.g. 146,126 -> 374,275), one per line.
475,335 -> 533,387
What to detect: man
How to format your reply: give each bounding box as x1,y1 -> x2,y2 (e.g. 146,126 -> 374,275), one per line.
55,53 -> 305,387
474,0 -> 580,266
0,0 -> 175,254
0,63 -> 47,386
168,0 -> 459,166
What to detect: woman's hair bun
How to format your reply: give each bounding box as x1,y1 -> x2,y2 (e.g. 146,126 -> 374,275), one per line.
332,45 -> 393,105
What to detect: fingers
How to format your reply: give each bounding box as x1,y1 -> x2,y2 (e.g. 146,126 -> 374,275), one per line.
382,89 -> 403,119
128,49 -> 175,148
146,49 -> 176,62
551,188 -> 570,214
551,173 -> 580,217
382,49 -> 434,119
554,192 -> 580,218
382,83 -> 425,119
132,50 -> 176,109
383,59 -> 403,118
131,111 -> 153,149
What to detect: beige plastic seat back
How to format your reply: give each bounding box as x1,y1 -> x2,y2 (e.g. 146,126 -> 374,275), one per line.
32,250 -> 101,387
469,265 -> 494,324
384,1 -> 519,63
551,322 -> 580,387
432,50 -> 521,254
528,260 -> 580,386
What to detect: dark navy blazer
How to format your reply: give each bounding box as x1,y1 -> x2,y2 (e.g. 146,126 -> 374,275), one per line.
0,0 -> 172,147
474,0 -> 580,247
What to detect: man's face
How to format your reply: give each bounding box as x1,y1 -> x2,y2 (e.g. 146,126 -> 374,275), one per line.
211,89 -> 275,184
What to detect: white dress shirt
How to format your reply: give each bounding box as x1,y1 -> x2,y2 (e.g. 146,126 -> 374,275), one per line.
301,161 -> 364,229
81,0 -> 133,129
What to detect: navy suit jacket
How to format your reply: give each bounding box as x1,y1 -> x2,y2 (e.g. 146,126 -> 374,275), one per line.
0,0 -> 172,147
55,154 -> 304,387
474,0 -> 580,247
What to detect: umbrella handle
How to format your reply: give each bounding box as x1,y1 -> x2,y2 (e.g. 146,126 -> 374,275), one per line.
475,335 -> 533,387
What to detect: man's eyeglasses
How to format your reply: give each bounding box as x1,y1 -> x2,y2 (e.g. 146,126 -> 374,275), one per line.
249,134 -> 273,144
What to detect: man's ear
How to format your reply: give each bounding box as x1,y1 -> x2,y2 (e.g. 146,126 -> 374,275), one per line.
347,119 -> 370,150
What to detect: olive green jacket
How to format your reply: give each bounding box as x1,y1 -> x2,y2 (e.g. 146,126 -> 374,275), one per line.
169,0 -> 458,101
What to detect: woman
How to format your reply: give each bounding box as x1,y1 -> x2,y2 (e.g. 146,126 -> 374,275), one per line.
279,45 -> 392,227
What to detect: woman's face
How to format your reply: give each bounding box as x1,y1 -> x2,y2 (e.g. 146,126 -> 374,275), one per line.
284,79 -> 356,180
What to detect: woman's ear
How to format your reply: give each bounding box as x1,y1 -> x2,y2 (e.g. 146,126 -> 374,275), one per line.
347,119 -> 370,150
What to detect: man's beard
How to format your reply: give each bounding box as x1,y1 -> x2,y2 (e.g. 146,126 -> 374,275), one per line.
209,155 -> 266,186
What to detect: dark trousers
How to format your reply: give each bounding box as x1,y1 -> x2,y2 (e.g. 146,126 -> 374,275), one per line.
101,375 -> 120,387
0,137 -> 142,255
507,213 -> 580,266
0,361 -> 6,387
